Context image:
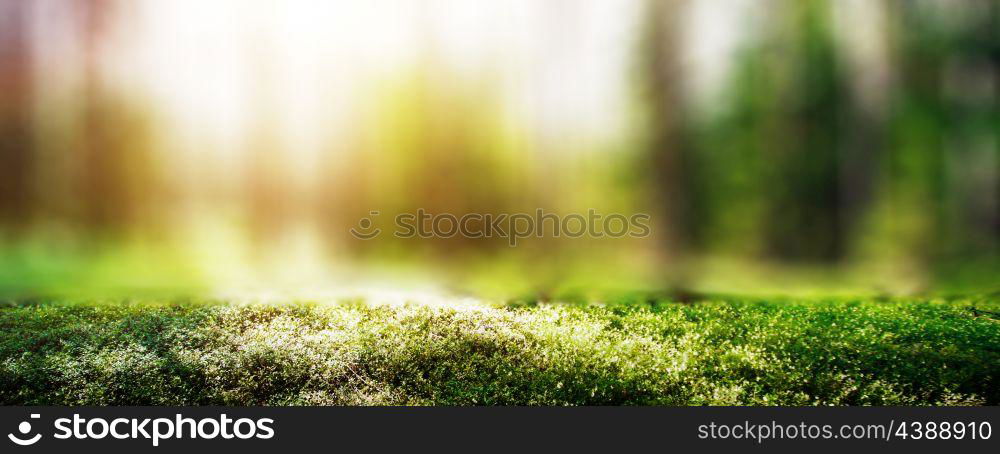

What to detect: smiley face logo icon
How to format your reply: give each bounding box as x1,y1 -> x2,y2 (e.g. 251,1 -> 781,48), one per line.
350,211 -> 381,240
8,414 -> 41,446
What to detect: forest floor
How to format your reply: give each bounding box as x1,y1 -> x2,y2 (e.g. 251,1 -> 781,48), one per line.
1,294 -> 998,405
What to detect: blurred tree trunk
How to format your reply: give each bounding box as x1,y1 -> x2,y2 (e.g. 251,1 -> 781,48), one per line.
837,1 -> 892,264
993,1 -> 1000,249
684,0 -> 866,264
760,0 -> 853,262
72,0 -> 161,236
642,0 -> 695,265
959,0 -> 1000,258
881,0 -> 1000,272
245,45 -> 298,254
0,0 -> 35,231
77,0 -> 127,232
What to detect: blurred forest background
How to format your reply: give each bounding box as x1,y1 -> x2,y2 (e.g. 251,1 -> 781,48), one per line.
0,0 -> 997,299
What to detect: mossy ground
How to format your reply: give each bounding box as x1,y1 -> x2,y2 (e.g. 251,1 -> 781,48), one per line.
1,295 -> 998,405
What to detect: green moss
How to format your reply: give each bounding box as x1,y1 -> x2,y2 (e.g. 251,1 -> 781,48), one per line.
0,296 -> 997,405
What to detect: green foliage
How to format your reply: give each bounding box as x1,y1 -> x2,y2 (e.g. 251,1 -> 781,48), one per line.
1,296 -> 997,405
